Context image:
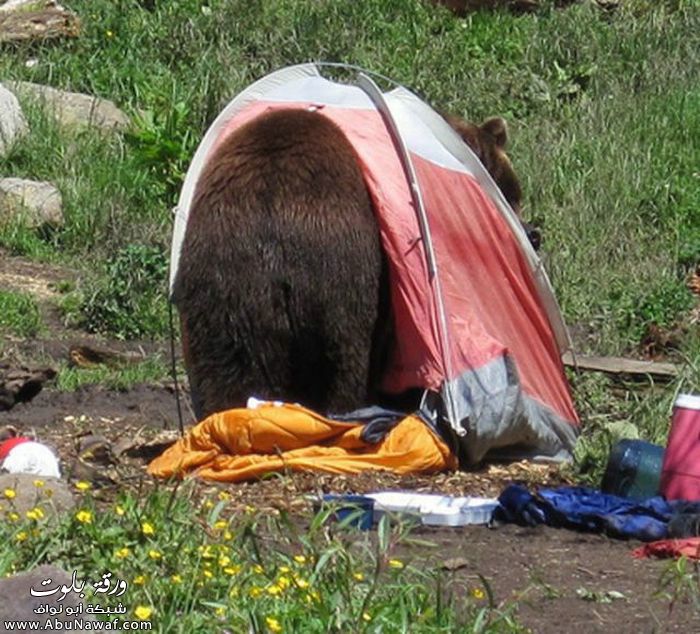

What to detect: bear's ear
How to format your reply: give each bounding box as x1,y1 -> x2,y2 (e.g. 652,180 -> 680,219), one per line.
480,117 -> 509,148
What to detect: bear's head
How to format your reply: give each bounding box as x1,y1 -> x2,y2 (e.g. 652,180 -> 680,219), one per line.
444,115 -> 541,250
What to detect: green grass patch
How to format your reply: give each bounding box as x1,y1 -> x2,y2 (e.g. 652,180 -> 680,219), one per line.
0,485 -> 526,633
63,244 -> 170,340
0,290 -> 43,338
55,356 -> 171,392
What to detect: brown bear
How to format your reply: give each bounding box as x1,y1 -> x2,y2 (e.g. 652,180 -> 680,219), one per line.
174,108 -> 531,420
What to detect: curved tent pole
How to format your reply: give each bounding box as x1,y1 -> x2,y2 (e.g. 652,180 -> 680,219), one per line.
355,73 -> 464,437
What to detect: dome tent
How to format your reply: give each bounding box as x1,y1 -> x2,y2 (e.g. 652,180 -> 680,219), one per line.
169,63 -> 579,465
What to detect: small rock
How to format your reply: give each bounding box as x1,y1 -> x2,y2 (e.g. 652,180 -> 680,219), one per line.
0,1 -> 81,44
0,473 -> 74,518
0,565 -> 97,631
0,177 -> 63,228
5,81 -> 130,132
0,83 -> 28,157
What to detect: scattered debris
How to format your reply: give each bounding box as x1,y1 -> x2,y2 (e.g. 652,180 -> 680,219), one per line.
440,557 -> 471,571
0,363 -> 56,411
0,0 -> 80,44
69,344 -> 145,369
114,429 -> 180,460
576,587 -> 626,603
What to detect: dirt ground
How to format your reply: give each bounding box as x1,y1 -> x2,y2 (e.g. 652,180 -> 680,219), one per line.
1,252 -> 699,633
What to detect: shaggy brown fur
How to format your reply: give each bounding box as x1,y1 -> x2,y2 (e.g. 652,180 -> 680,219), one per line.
175,110 -> 386,418
175,109 -> 527,419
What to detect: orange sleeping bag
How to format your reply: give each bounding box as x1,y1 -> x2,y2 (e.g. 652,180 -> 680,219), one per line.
148,403 -> 456,482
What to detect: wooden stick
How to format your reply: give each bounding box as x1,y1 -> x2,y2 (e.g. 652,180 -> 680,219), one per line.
562,351 -> 680,380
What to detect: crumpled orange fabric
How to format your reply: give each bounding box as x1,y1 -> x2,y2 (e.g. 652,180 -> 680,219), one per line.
148,403 -> 457,482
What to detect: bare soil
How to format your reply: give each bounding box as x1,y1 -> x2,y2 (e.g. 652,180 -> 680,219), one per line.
1,252 -> 698,633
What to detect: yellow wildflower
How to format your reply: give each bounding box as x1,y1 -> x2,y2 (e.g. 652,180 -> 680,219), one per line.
293,555 -> 307,565
389,559 -> 404,569
266,585 -> 281,596
253,564 -> 264,574
75,481 -> 91,492
471,587 -> 486,600
3,488 -> 16,499
353,572 -> 364,581
75,510 -> 92,524
218,491 -> 231,501
294,577 -> 309,589
115,547 -> 130,559
276,576 -> 291,590
171,574 -> 182,584
7,512 -> 19,522
249,586 -> 263,598
148,549 -> 162,560
15,531 -> 28,542
224,565 -> 241,576
33,480 -> 45,488
213,520 -> 227,530
215,606 -> 225,618
26,507 -> 45,521
218,555 -> 231,567
141,521 -> 155,536
198,545 -> 215,559
134,605 -> 152,621
202,570 -> 213,579
133,575 -> 146,585
223,530 -> 234,541
265,616 -> 282,633
114,505 -> 125,516
105,30 -> 114,38
305,590 -> 320,604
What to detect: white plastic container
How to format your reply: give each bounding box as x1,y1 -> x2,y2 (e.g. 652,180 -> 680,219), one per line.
366,491 -> 499,526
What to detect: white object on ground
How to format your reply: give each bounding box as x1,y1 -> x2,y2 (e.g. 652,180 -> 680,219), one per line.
366,491 -> 499,526
2,441 -> 61,478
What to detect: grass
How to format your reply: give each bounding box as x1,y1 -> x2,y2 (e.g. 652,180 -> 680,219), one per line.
0,484 -> 526,633
55,356 -> 172,392
0,289 -> 43,338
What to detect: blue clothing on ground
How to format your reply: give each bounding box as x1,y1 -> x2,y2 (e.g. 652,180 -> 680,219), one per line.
495,484 -> 700,541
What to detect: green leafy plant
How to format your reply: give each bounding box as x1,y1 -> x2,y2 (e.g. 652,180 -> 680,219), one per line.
75,244 -> 169,340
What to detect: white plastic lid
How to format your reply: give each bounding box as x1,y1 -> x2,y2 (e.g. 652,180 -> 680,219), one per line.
674,394 -> 700,411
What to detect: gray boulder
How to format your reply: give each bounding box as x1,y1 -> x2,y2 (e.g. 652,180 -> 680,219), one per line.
0,83 -> 28,156
5,81 -> 130,132
0,177 -> 63,228
0,474 -> 74,518
0,565 -> 97,632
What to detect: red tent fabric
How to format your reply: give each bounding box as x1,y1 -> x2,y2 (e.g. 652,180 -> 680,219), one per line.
170,64 -> 579,464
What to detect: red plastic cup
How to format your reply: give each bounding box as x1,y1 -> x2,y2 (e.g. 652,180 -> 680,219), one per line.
660,394 -> 700,501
